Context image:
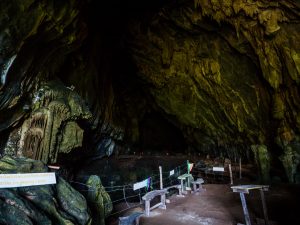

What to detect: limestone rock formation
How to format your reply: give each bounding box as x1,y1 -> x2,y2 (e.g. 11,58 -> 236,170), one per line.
0,0 -> 300,183
128,0 -> 300,145
125,0 -> 300,180
84,175 -> 113,225
0,0 -> 92,163
3,80 -> 92,163
0,156 -> 92,225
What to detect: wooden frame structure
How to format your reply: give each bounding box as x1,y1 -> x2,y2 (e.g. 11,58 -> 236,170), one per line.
231,185 -> 269,225
142,189 -> 168,217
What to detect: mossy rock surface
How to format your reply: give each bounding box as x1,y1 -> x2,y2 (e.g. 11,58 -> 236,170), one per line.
0,156 -> 92,225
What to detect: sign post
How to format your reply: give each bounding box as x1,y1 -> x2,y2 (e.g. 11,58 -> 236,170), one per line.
159,166 -> 166,208
159,166 -> 163,190
187,160 -> 190,174
229,164 -> 233,185
239,157 -> 242,179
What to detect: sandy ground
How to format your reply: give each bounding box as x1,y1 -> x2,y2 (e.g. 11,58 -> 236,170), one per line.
107,183 -> 300,225
139,184 -> 249,225
139,185 -> 239,225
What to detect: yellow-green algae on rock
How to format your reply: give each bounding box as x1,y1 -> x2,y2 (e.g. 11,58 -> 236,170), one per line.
127,0 -> 300,182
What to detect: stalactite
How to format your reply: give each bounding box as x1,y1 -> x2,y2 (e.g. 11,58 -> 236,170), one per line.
14,81 -> 92,163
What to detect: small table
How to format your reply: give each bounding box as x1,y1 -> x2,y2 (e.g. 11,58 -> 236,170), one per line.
231,185 -> 269,225
177,173 -> 193,195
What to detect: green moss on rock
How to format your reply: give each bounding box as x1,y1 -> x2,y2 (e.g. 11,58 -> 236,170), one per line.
0,156 -> 92,225
251,145 -> 271,183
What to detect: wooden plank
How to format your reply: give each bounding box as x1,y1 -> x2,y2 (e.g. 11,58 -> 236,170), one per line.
231,185 -> 269,193
150,202 -> 163,211
178,173 -> 193,179
142,189 -> 168,201
232,188 -> 249,194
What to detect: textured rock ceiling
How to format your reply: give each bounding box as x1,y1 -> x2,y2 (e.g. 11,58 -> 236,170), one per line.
0,0 -> 300,181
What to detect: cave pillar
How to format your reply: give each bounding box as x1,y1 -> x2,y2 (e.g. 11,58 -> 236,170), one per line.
251,145 -> 271,183
85,175 -> 112,225
280,146 -> 300,183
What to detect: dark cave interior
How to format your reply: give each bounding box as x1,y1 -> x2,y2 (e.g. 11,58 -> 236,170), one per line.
1,0 -> 300,224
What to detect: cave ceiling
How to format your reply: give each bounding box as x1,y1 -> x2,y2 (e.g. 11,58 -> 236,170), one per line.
0,0 -> 300,173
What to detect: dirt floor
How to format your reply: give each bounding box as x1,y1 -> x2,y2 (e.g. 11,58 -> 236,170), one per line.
107,183 -> 300,225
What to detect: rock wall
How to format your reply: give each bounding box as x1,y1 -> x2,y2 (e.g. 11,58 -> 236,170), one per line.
4,81 -> 92,163
126,0 -> 300,181
0,156 -> 92,225
0,0 -> 300,182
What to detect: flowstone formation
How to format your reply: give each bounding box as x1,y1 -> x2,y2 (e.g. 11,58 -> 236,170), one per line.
84,175 -> 113,225
3,80 -> 92,163
0,0 -> 97,164
251,145 -> 270,183
127,0 -> 300,182
0,156 -> 91,225
279,144 -> 300,183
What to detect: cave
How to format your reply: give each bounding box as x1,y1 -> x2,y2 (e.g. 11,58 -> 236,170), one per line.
0,0 -> 300,225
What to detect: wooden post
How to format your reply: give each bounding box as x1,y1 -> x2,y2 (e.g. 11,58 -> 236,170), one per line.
180,179 -> 184,193
187,160 -> 190,174
159,166 -> 166,208
145,200 -> 150,217
123,186 -> 129,207
240,192 -> 251,225
239,157 -> 242,179
159,166 -> 163,190
259,189 -> 269,225
229,164 -> 233,185
138,190 -> 142,204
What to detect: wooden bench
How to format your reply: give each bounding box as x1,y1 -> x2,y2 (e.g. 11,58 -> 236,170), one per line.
191,178 -> 205,194
164,184 -> 183,197
142,189 -> 168,216
118,212 -> 143,225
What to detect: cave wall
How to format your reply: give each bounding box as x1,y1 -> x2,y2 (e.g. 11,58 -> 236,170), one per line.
0,0 -> 129,163
0,0 -> 91,161
125,0 -> 300,182
0,0 -> 300,182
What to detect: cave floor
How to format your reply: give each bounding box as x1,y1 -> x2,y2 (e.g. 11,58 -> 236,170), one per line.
140,184 -> 239,225
108,183 -> 300,225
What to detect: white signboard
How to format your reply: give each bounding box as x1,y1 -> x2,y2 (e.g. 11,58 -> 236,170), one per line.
213,167 -> 224,172
0,173 -> 56,188
169,170 -> 175,176
133,179 -> 148,191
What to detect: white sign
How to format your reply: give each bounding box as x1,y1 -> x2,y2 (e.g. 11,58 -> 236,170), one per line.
213,167 -> 224,172
169,170 -> 175,176
0,173 -> 56,188
133,179 -> 148,191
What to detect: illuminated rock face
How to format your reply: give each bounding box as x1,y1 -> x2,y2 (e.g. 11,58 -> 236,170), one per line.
3,81 -> 91,163
126,0 -> 300,181
128,0 -> 300,146
0,0 -> 300,181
